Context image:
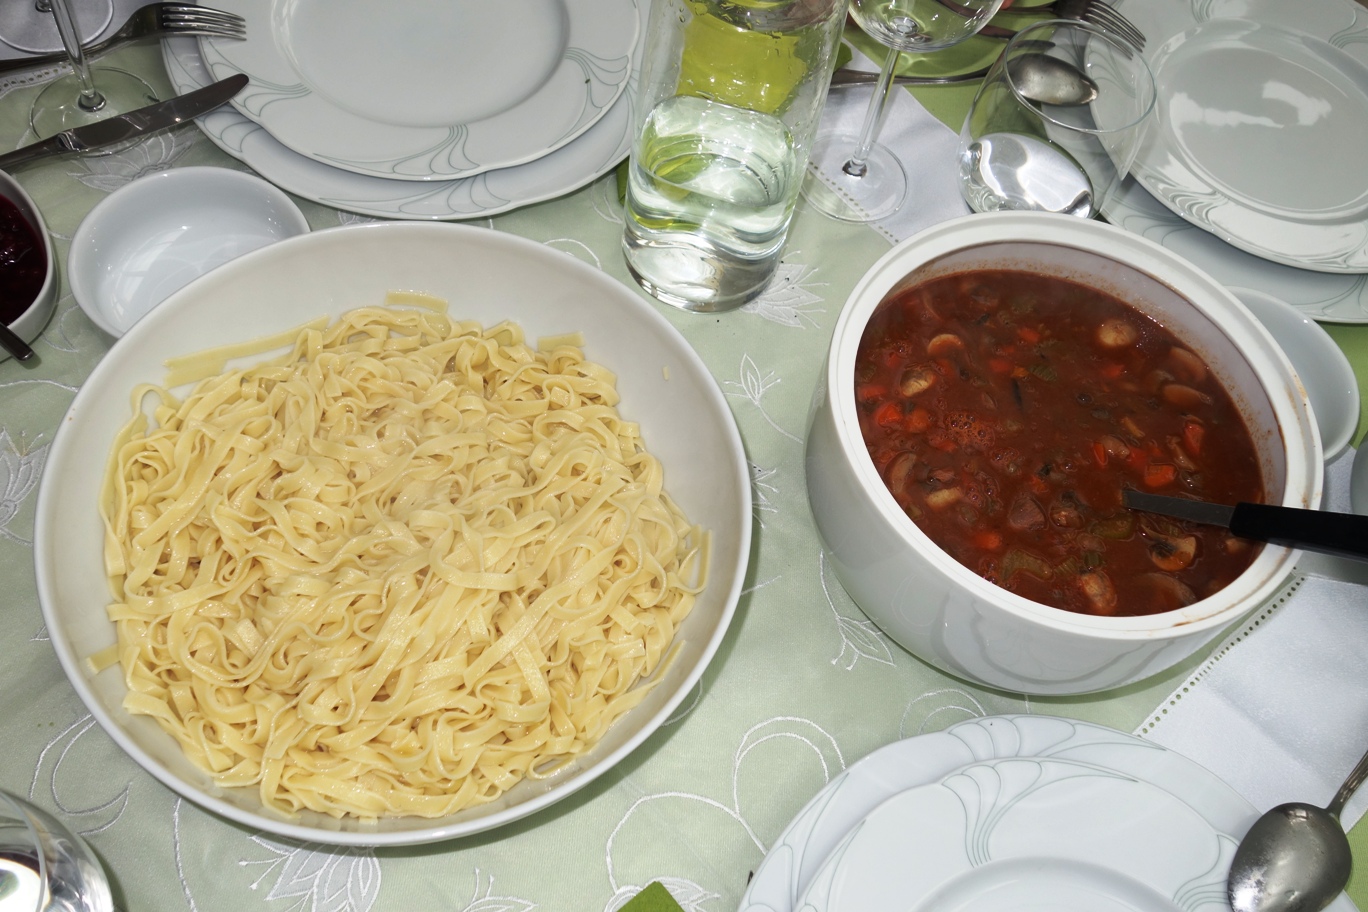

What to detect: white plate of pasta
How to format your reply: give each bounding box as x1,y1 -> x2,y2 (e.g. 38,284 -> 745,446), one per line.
33,221 -> 751,846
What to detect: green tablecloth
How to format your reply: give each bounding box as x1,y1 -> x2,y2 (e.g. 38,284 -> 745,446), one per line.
1,38 -> 1364,912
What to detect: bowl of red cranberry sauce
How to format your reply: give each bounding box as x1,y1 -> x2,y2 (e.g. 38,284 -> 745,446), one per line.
804,211 -> 1320,696
0,170 -> 56,362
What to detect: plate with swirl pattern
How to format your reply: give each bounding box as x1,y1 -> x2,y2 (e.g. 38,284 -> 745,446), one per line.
198,0 -> 637,181
736,715 -> 1354,912
1110,0 -> 1368,272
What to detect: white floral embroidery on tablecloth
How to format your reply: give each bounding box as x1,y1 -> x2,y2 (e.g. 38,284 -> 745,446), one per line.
0,426 -> 49,544
241,837 -> 380,912
32,715 -> 130,836
724,354 -> 799,442
817,549 -> 893,671
749,463 -> 779,528
543,238 -> 602,270
739,256 -> 825,328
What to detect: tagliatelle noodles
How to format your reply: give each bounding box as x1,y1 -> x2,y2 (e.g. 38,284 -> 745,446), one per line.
99,303 -> 706,819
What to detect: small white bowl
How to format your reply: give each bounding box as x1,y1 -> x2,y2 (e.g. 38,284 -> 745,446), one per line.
1233,287 -> 1359,462
0,170 -> 57,362
68,167 -> 309,337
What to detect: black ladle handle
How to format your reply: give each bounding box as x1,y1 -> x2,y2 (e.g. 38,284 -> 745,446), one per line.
1231,502 -> 1368,562
0,321 -> 34,361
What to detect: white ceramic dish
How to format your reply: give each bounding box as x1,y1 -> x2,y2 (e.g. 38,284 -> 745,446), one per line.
67,167 -> 309,337
1233,287 -> 1359,462
33,221 -> 751,845
199,0 -> 636,181
0,170 -> 57,361
1116,0 -> 1368,272
160,0 -> 643,221
1101,177 -> 1368,324
737,714 -> 1356,912
798,757 -> 1233,912
805,211 -> 1322,695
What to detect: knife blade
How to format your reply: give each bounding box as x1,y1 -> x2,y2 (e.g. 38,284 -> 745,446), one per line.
1122,489 -> 1368,562
0,73 -> 249,172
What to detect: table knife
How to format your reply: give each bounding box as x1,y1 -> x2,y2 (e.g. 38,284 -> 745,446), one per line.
0,73 -> 249,172
1123,489 -> 1368,562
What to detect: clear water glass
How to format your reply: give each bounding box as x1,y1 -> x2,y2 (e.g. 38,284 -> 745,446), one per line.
0,791 -> 113,912
957,18 -> 1156,218
622,0 -> 847,313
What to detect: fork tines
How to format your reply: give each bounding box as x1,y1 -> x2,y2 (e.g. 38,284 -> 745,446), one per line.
1082,3 -> 1145,51
160,4 -> 247,37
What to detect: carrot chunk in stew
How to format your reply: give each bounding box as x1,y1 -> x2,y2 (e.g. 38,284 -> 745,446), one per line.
855,270 -> 1264,617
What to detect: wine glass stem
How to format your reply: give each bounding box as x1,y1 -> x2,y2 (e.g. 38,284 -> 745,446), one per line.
842,44 -> 903,179
48,0 -> 104,113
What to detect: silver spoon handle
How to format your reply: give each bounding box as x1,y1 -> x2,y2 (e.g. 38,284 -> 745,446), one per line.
1327,742 -> 1368,818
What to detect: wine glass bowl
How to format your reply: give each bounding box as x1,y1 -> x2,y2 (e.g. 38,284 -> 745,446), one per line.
851,0 -> 1002,50
803,0 -> 1006,222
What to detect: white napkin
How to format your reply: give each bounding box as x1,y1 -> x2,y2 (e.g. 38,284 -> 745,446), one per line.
816,64 -> 1368,826
1139,451 -> 1368,828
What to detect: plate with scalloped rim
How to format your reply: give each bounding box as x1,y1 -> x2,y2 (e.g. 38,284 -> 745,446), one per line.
199,0 -> 637,181
161,0 -> 644,220
1108,0 -> 1368,273
735,715 -> 1354,912
1101,176 -> 1368,323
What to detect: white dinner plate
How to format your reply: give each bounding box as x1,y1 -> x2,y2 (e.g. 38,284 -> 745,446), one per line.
161,0 -> 644,220
1101,177 -> 1368,323
796,756 -> 1235,912
1113,0 -> 1368,273
199,0 -> 637,181
735,715 -> 1355,912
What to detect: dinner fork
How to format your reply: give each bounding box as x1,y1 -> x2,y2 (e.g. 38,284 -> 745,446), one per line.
982,0 -> 1146,50
0,3 -> 247,75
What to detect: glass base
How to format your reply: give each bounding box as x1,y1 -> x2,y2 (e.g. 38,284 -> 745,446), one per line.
801,131 -> 909,223
29,67 -> 157,141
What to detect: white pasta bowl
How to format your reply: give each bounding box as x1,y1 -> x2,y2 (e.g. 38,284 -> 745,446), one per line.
34,221 -> 751,845
805,211 -> 1322,696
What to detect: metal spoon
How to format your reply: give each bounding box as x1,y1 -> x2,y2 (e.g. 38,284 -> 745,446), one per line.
1227,742 -> 1368,912
829,52 -> 1099,106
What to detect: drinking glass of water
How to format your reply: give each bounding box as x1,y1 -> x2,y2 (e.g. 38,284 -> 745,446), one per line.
957,18 -> 1155,218
0,790 -> 113,912
622,0 -> 848,313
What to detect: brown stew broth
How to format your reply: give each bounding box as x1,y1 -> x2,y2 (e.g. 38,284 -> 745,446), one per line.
854,270 -> 1265,617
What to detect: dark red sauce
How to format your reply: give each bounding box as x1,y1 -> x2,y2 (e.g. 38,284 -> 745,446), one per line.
855,269 -> 1265,617
0,194 -> 45,326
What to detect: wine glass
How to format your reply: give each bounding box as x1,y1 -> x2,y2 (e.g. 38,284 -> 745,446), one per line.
803,0 -> 1005,222
0,789 -> 114,912
28,0 -> 157,140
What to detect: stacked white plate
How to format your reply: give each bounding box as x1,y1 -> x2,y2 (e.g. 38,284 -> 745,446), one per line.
736,715 -> 1353,912
1104,0 -> 1368,322
164,0 -> 646,220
